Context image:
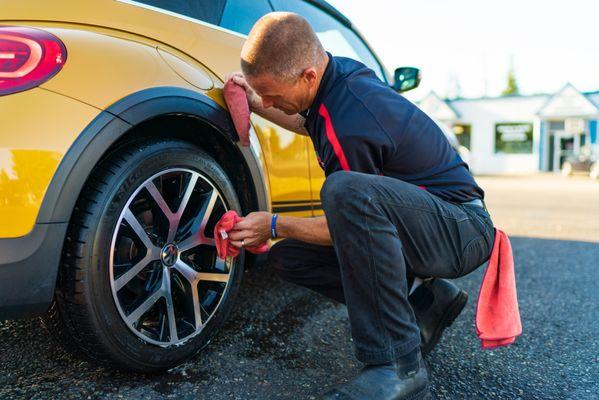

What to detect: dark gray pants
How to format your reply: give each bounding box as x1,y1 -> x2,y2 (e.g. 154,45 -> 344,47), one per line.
267,171 -> 495,364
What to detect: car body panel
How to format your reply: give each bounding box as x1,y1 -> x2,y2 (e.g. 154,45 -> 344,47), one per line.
0,87 -> 101,237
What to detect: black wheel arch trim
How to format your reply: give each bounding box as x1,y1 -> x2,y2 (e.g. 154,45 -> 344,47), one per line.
39,86 -> 270,224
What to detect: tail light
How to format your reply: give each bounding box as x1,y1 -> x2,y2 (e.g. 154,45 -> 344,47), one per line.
0,26 -> 67,96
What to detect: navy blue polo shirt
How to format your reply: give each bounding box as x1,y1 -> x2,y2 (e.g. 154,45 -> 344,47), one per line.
300,52 -> 484,203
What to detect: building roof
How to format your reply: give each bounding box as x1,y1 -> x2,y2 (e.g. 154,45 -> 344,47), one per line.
419,91 -> 460,120
537,83 -> 599,118
418,84 -> 599,121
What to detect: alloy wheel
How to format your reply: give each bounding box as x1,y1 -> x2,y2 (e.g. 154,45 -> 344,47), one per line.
109,168 -> 234,346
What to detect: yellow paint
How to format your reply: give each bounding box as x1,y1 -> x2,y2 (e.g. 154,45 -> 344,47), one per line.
0,88 -> 101,237
0,150 -> 62,237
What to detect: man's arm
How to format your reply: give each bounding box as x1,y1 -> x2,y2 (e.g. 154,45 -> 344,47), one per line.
228,73 -> 309,136
227,213 -> 332,248
253,106 -> 309,136
276,215 -> 332,246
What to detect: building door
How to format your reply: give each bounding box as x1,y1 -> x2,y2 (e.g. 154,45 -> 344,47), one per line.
557,133 -> 575,170
548,134 -> 555,171
547,121 -> 565,172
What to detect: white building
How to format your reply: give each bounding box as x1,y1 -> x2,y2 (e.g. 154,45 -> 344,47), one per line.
419,84 -> 599,175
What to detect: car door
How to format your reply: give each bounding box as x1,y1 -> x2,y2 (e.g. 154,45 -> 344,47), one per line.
220,0 -> 315,217
270,0 -> 389,215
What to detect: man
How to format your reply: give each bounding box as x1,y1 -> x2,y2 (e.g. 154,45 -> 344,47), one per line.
226,12 -> 495,400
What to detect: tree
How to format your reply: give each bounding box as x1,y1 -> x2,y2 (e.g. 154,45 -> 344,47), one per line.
502,63 -> 519,96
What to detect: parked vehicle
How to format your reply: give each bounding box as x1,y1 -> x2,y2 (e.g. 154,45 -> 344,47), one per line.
560,147 -> 598,179
0,0 -> 420,371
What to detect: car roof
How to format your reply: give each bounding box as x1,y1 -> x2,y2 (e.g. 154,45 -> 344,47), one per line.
305,0 -> 352,27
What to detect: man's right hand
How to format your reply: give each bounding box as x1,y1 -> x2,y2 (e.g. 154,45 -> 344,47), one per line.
224,72 -> 262,113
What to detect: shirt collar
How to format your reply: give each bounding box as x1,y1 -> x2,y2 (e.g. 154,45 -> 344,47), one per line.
299,52 -> 335,121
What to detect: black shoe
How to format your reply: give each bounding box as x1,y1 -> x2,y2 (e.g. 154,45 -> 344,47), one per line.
409,278 -> 468,356
320,350 -> 431,400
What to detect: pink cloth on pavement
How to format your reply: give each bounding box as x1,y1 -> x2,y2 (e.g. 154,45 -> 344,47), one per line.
475,228 -> 522,349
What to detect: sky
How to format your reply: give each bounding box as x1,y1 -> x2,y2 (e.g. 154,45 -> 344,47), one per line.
327,0 -> 599,100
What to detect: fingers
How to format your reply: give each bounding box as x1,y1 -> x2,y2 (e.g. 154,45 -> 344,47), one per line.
231,74 -> 246,86
227,229 -> 250,241
229,240 -> 244,248
224,72 -> 248,88
224,71 -> 243,82
231,218 -> 250,230
229,238 -> 253,248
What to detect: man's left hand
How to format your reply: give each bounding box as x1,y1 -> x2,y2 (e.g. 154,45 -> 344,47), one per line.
228,211 -> 272,248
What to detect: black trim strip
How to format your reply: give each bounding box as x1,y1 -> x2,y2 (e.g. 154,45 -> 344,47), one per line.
272,199 -> 312,205
272,205 -> 313,213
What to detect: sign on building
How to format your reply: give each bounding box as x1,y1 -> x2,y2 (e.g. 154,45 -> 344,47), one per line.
495,123 -> 533,154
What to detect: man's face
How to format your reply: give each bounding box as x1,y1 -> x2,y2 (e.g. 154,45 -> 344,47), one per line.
246,69 -> 318,115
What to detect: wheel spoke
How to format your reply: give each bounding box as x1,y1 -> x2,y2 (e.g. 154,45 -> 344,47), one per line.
123,209 -> 154,249
146,173 -> 199,244
178,189 -> 219,252
114,252 -> 153,291
175,173 -> 199,218
163,270 -> 179,342
191,284 -> 203,329
198,272 -> 230,283
146,181 -> 178,243
126,288 -> 163,326
145,180 -> 173,220
173,259 -> 199,284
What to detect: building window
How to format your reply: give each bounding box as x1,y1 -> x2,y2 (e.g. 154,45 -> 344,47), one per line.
495,122 -> 533,154
452,124 -> 471,150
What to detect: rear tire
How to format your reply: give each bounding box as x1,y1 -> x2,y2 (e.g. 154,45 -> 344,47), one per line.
43,139 -> 244,371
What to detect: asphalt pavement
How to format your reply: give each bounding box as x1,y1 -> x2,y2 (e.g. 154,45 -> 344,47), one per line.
1,174 -> 598,399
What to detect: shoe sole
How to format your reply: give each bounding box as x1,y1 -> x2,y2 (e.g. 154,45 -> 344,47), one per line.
421,289 -> 468,356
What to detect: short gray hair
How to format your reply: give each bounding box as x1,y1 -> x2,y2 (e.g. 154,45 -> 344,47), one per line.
241,12 -> 325,82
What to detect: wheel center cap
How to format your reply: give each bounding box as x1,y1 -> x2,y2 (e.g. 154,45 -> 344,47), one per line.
161,243 -> 179,267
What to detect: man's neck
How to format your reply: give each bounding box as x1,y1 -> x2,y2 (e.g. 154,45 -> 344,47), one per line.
303,52 -> 330,113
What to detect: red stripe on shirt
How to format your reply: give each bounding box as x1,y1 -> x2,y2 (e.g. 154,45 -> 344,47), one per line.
319,103 -> 351,171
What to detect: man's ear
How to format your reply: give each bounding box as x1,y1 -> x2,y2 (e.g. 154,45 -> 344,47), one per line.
301,67 -> 318,86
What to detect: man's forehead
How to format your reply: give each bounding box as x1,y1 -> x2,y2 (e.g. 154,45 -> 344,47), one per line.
247,74 -> 286,94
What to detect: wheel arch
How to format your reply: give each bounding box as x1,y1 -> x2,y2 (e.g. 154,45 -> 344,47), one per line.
38,86 -> 271,225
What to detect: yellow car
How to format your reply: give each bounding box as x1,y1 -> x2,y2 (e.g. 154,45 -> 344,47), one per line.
0,0 -> 419,371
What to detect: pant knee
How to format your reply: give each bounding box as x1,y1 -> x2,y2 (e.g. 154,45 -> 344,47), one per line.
321,171 -> 368,212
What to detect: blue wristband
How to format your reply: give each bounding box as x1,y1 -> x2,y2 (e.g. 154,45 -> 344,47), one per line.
271,213 -> 278,238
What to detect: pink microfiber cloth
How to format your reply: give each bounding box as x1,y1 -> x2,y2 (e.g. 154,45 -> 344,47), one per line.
475,228 -> 522,349
214,210 -> 269,259
223,78 -> 251,146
